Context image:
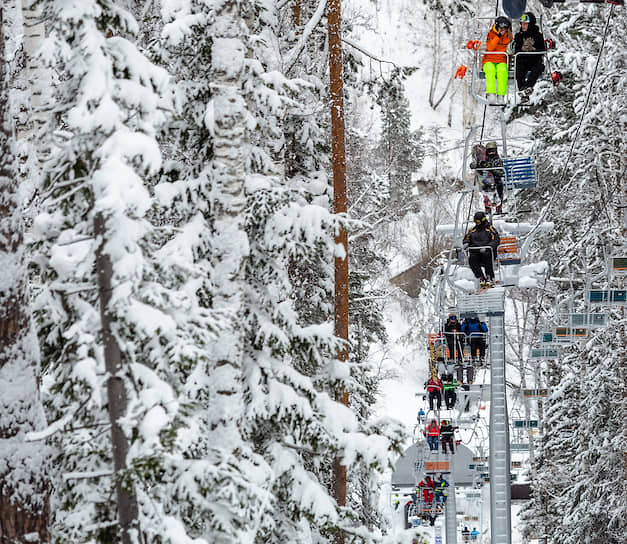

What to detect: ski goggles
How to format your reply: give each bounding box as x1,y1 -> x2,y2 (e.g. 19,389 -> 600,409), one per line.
496,20 -> 510,29
520,14 -> 530,23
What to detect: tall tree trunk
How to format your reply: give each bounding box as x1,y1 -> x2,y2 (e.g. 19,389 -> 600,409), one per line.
328,0 -> 349,542
0,6 -> 50,542
93,214 -> 139,544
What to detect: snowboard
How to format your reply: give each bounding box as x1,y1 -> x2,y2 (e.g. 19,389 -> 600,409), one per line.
502,0 -> 527,19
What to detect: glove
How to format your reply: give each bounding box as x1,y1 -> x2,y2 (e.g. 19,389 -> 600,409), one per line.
506,42 -> 515,55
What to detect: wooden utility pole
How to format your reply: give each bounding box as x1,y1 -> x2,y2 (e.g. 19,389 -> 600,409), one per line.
328,0 -> 349,542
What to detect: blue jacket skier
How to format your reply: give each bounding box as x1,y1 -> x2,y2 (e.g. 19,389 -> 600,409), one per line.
462,317 -> 488,363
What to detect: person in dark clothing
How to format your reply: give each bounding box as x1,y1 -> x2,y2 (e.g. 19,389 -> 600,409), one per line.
484,141 -> 505,210
444,314 -> 464,362
462,316 -> 488,363
440,419 -> 457,454
464,211 -> 501,287
471,142 -> 505,211
511,12 -> 545,102
443,373 -> 459,409
434,474 -> 449,505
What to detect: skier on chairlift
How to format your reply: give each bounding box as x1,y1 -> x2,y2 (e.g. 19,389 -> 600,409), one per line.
485,142 -> 505,212
443,373 -> 459,409
508,12 -> 545,104
464,211 -> 501,288
440,419 -> 457,454
434,473 -> 449,505
419,475 -> 436,505
471,141 -> 505,213
424,418 -> 441,451
444,314 -> 464,363
462,316 -> 488,364
417,407 -> 426,423
426,375 -> 443,411
483,16 -> 512,105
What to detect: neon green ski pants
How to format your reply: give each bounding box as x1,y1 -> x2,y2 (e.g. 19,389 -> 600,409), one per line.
483,62 -> 508,96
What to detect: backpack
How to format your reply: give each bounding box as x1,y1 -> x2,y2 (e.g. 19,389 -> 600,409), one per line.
472,144 -> 486,166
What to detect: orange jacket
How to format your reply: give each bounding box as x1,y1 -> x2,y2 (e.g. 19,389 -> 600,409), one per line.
482,26 -> 512,65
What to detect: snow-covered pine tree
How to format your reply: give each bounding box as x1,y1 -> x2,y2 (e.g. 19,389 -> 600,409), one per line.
158,1 -> 405,542
556,326 -> 626,544
377,79 -> 423,212
0,4 -> 50,540
29,2 -> 220,542
519,3 -> 626,542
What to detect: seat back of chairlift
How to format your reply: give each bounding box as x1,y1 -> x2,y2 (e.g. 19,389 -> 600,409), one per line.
554,326 -> 587,338
497,236 -> 521,265
529,347 -> 560,359
503,157 -> 537,189
588,289 -> 627,304
567,313 -> 608,328
611,256 -> 627,275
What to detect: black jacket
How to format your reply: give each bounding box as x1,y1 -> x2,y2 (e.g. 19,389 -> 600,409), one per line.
464,224 -> 501,252
514,13 -> 545,57
440,423 -> 456,437
444,319 -> 462,334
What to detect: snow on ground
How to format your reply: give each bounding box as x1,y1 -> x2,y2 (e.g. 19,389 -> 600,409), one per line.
374,299 -> 429,434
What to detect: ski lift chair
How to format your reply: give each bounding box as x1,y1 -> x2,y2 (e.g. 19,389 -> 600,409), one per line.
554,326 -> 588,339
497,236 -> 521,265
566,312 -> 608,328
503,157 -> 537,189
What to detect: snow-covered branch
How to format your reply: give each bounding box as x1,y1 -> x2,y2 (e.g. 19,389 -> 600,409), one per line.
341,36 -> 400,67
284,0 -> 327,73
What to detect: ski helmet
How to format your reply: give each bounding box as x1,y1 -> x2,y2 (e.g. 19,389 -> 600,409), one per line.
495,16 -> 511,30
474,211 -> 487,223
486,141 -> 498,151
519,13 -> 531,23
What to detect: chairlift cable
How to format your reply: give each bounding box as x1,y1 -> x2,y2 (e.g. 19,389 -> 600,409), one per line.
557,4 -> 614,188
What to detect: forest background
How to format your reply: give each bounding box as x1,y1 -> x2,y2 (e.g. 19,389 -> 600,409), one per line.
0,0 -> 624,543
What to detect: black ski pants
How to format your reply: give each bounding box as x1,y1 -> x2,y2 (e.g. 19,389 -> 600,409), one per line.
429,391 -> 442,411
468,247 -> 495,280
516,57 -> 544,90
495,178 -> 504,204
444,389 -> 457,409
470,336 -> 486,360
445,333 -> 463,361
441,435 -> 455,454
